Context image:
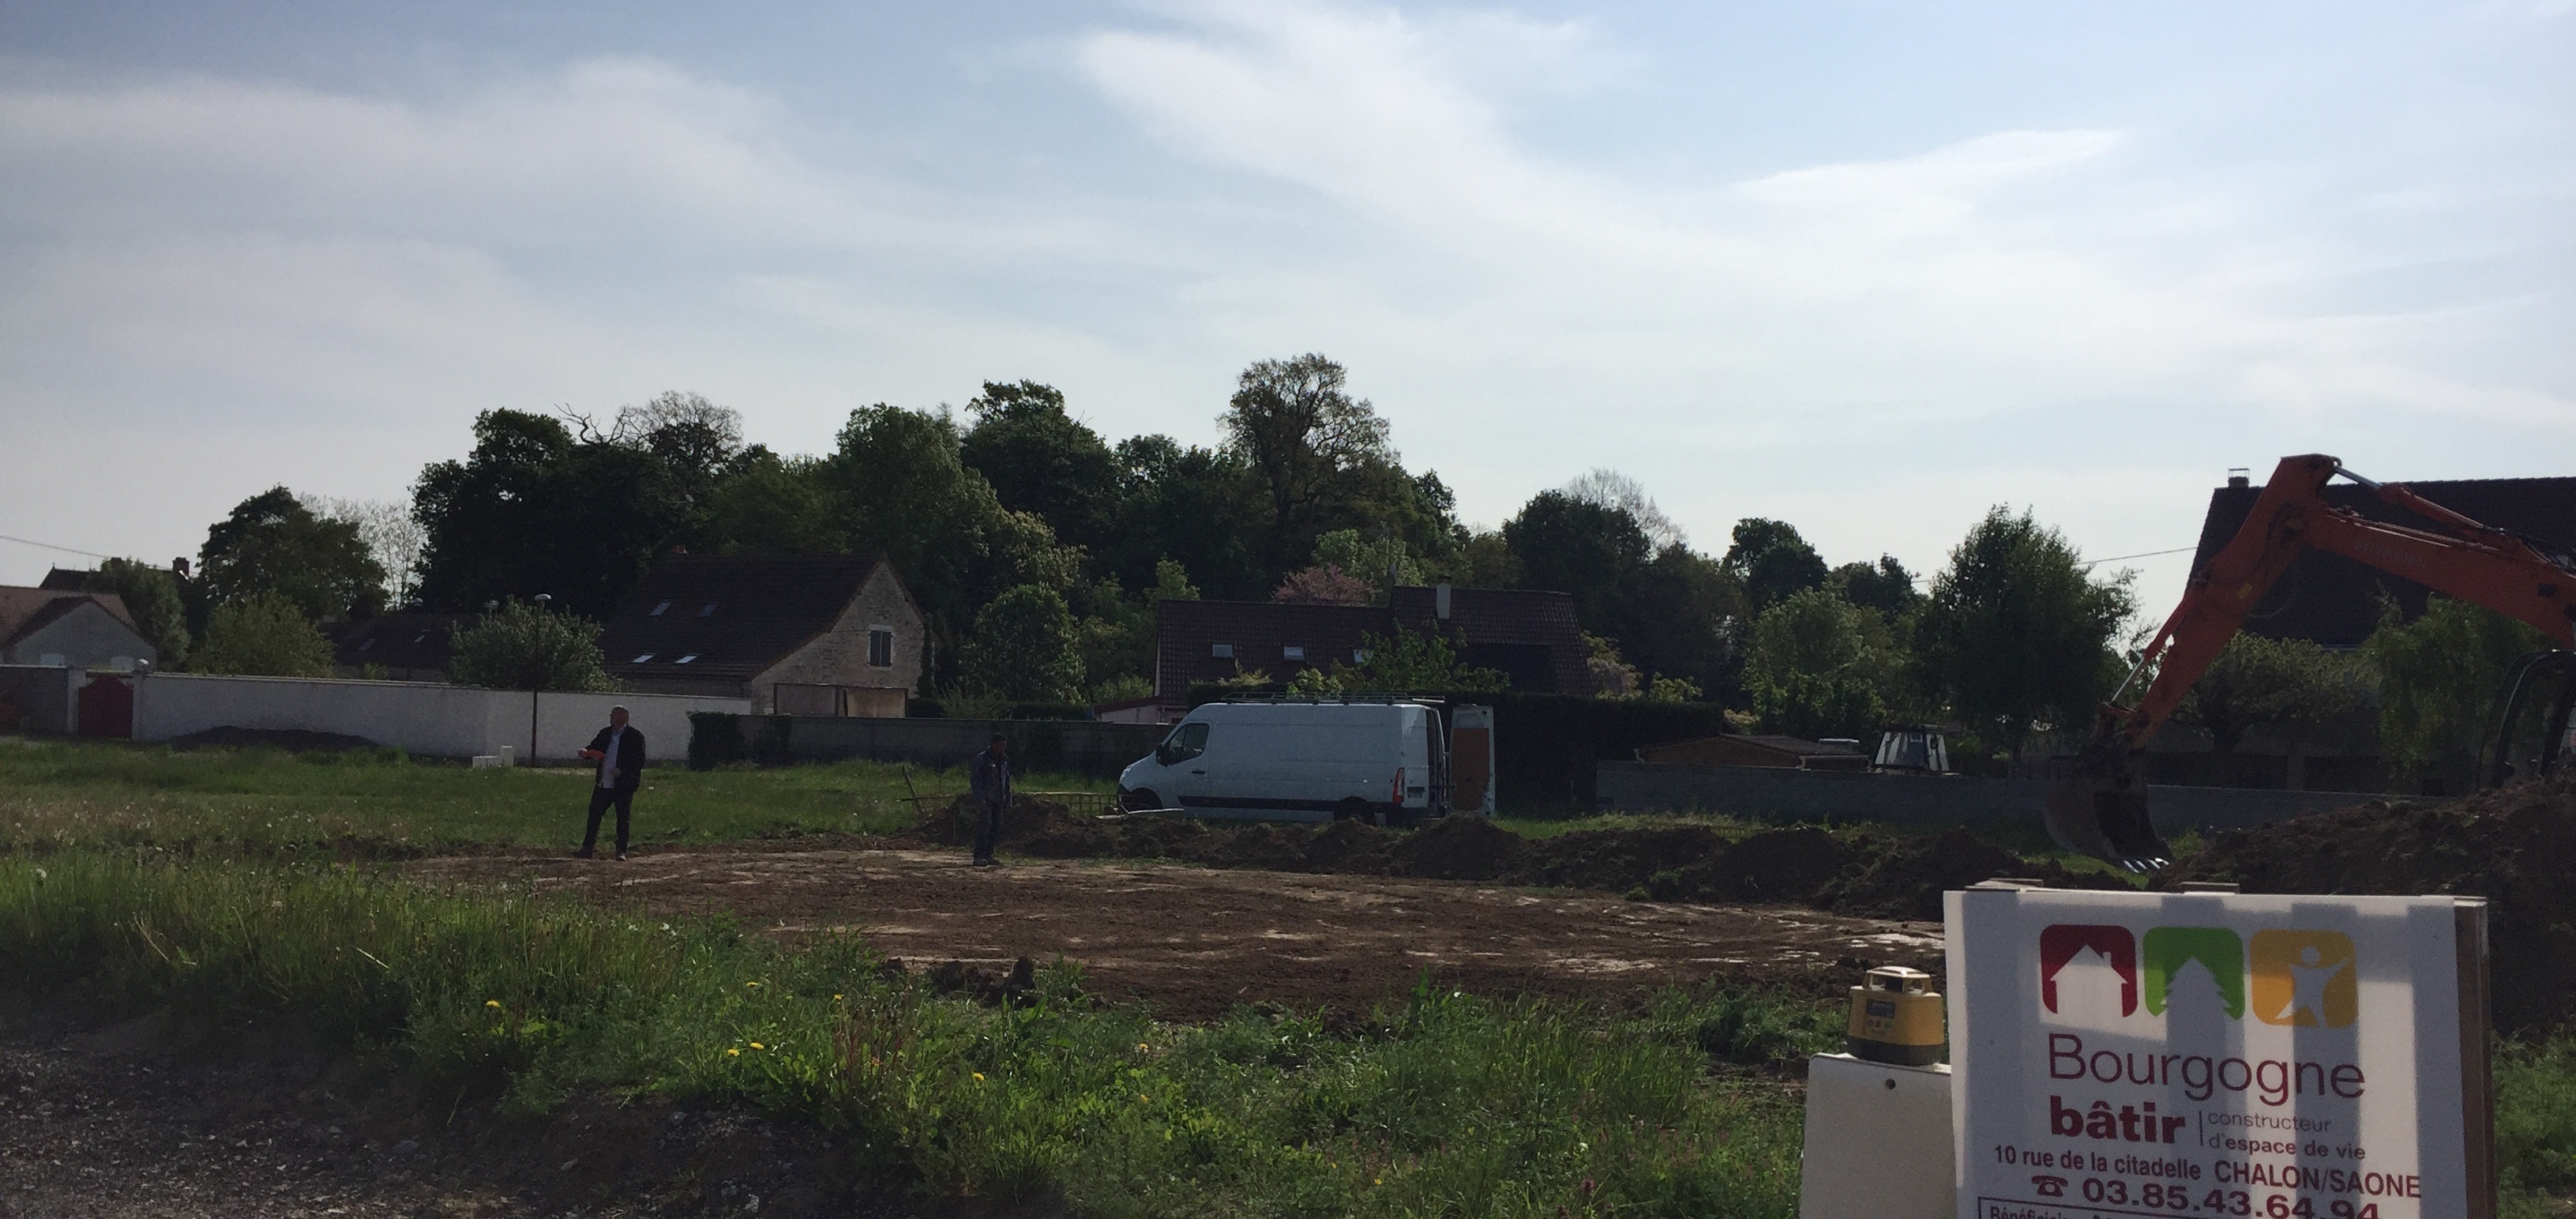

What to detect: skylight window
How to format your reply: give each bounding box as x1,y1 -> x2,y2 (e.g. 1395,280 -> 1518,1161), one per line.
631,653 -> 655,664
648,600 -> 672,617
1211,642 -> 1234,659
357,638 -> 376,652
698,602 -> 718,617
675,654 -> 697,664
1282,645 -> 1305,660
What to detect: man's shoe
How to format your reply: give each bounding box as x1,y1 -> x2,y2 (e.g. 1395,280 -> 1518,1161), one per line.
614,852 -> 629,862
971,856 -> 993,868
573,848 -> 595,859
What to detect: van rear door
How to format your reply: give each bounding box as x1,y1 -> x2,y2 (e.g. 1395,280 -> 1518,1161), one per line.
1450,705 -> 1495,816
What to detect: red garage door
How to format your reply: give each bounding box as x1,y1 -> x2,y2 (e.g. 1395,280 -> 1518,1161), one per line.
78,674 -> 132,739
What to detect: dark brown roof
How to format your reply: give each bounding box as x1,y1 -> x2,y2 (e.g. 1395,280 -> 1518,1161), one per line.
598,555 -> 892,684
328,613 -> 468,672
2190,475 -> 2576,648
1155,585 -> 1590,698
0,587 -> 137,645
38,567 -> 88,591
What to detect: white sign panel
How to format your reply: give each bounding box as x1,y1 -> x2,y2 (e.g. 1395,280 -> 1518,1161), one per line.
1947,888 -> 2488,1219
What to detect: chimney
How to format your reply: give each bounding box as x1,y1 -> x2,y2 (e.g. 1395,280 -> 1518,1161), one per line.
2226,468 -> 2250,489
1434,582 -> 1452,620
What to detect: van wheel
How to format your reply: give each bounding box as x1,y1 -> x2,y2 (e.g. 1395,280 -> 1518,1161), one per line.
1125,788 -> 1161,812
1336,798 -> 1373,825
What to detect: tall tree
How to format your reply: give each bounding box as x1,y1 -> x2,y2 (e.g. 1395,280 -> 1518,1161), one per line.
696,446 -> 845,556
959,381 -> 1120,555
2172,633 -> 2372,760
1219,354 -> 1403,570
197,487 -> 388,623
1744,587 -> 1897,739
1616,544 -> 1749,700
1721,518 -> 1829,616
1502,491 -> 1652,633
1913,507 -> 2136,759
1831,555 -> 1921,623
1103,435 -> 1267,600
962,584 -> 1083,702
411,410 -> 690,619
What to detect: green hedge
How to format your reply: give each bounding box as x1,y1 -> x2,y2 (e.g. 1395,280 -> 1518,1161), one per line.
1187,687 -> 1734,813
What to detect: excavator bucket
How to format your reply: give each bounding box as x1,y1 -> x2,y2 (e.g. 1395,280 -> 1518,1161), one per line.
2044,773 -> 2173,873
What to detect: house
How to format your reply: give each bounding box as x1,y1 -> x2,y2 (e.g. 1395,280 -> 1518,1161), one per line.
2191,471 -> 2576,648
1149,583 -> 1590,714
0,586 -> 156,670
1634,734 -> 1869,771
326,612 -> 468,682
596,554 -> 924,716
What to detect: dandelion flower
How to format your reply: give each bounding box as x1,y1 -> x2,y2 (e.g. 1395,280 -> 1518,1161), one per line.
749,1042 -> 765,1050
832,994 -> 843,1001
1137,1043 -> 1150,1052
746,981 -> 760,988
484,1000 -> 501,1009
727,1048 -> 741,1057
972,1072 -> 986,1082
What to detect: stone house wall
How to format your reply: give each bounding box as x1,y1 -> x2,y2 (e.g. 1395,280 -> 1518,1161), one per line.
749,566 -> 925,714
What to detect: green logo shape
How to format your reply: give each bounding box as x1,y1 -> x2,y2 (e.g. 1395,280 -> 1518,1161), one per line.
2142,927 -> 2244,1018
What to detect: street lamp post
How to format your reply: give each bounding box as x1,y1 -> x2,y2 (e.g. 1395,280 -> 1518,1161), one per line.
528,594 -> 552,766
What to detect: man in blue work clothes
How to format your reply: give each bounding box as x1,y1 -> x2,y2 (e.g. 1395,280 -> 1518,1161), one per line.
968,732 -> 1010,867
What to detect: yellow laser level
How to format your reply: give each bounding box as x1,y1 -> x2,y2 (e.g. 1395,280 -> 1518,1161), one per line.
1846,965 -> 1945,1066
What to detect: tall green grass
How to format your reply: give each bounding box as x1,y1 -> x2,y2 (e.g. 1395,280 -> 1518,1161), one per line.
0,738 -> 1106,856
2501,1032 -> 2576,1218
0,854 -> 1817,1217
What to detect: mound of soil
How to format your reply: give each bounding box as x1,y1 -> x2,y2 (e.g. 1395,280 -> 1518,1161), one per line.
168,726 -> 379,753
2159,773 -> 2576,1034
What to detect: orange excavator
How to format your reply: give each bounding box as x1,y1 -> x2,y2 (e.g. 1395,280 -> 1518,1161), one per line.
2049,453 -> 2576,870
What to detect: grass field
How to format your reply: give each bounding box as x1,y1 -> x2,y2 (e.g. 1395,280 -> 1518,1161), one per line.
0,737 -> 2568,1217
0,737 -> 1109,856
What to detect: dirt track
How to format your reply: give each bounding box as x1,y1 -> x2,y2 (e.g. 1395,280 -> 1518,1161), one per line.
407,845 -> 1945,1021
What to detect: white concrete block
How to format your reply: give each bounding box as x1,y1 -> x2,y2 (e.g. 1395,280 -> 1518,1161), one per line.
1798,1053 -> 1954,1219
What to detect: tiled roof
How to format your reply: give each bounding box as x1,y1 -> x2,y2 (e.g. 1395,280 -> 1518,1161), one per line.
598,554 -> 892,683
0,586 -> 138,646
1155,585 -> 1590,698
2190,475 -> 2576,648
327,613 -> 469,672
37,567 -> 88,591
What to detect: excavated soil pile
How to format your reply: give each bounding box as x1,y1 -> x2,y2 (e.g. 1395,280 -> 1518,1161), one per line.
2158,774 -> 2576,1034
914,794 -> 1078,845
168,726 -> 380,753
986,811 -> 2114,920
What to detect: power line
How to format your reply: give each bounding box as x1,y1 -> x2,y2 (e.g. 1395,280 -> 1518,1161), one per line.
0,532 -> 114,561
2083,546 -> 2197,567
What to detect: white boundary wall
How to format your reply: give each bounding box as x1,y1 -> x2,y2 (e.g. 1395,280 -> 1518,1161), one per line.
131,673 -> 746,762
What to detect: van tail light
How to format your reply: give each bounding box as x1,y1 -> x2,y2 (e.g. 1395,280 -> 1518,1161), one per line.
1393,766 -> 1405,806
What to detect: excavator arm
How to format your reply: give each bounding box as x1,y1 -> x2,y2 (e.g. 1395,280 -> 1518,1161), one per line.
2048,453 -> 2576,869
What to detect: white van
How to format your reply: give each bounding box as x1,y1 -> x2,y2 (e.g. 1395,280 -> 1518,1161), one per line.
1118,699 -> 1485,826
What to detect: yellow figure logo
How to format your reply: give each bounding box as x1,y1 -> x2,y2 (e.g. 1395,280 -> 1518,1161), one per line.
2250,931 -> 2356,1027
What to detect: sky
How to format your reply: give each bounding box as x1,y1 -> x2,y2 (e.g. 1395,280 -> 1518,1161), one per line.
2,1 -> 2570,619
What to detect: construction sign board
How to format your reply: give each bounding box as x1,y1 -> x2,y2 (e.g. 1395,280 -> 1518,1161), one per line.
1947,887 -> 2492,1219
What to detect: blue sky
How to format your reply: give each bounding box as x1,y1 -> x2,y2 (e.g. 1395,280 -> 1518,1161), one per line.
3,2 -> 2570,617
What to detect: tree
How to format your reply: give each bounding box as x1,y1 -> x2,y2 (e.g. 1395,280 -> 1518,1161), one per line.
1293,626 -> 1508,695
1913,507 -> 2136,759
191,592 -> 335,677
303,496 -> 428,605
74,559 -> 191,669
962,584 -> 1083,702
1219,354 -> 1414,571
697,447 -> 845,555
1831,555 -> 1921,623
1557,468 -> 1685,550
1271,564 -> 1376,605
1743,588 -> 1894,739
1614,544 -> 1748,701
820,404 -> 1078,636
446,600 -> 615,691
1428,530 -> 1523,589
2360,596 -> 2549,781
1103,435 -> 1267,600
1502,491 -> 1653,632
411,410 -> 693,619
1721,518 -> 1829,616
197,487 -> 388,623
2172,634 -> 2371,758
959,381 -> 1120,555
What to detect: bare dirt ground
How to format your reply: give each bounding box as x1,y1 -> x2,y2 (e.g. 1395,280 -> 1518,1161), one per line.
404,844 -> 1947,1020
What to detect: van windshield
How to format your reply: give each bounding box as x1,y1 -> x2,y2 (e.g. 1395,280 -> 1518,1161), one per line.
1160,721 -> 1209,763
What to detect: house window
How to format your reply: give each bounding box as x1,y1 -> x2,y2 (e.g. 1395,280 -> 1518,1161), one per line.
675,654 -> 697,664
648,600 -> 672,617
1352,648 -> 1372,664
868,628 -> 894,667
699,602 -> 718,617
1282,645 -> 1305,661
410,632 -> 428,644
1211,642 -> 1234,659
631,653 -> 655,664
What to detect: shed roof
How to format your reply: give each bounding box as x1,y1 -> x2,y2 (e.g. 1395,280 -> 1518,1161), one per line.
2189,475 -> 2576,648
598,554 -> 896,684
328,613 -> 468,672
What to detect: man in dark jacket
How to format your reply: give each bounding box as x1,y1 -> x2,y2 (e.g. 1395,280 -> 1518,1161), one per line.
967,732 -> 1010,867
576,705 -> 646,860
